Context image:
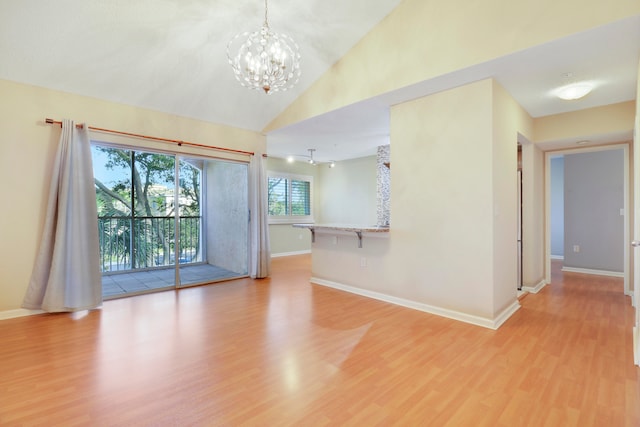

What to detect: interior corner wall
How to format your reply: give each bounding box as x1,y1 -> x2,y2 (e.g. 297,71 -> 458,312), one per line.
521,141 -> 546,287
388,79 -> 495,319
0,78 -> 265,313
491,81 -> 531,316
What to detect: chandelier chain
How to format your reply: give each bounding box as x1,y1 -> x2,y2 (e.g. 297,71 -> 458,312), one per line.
264,0 -> 268,27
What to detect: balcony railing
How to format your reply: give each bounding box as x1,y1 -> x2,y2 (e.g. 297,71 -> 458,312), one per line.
98,216 -> 201,273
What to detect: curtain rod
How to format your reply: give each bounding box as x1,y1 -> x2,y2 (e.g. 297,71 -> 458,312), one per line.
45,118 -> 257,157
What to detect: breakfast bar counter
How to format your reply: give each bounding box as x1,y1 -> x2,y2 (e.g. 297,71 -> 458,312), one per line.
292,223 -> 389,248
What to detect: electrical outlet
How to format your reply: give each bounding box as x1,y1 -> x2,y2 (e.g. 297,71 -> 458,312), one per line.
360,257 -> 367,267
573,245 -> 580,253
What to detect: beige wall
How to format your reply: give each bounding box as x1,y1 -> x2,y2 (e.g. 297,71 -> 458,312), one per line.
266,155 -> 379,256
266,0 -> 640,133
316,155 -> 377,225
534,101 -> 636,147
269,225 -> 312,256
389,79 -> 495,318
309,79 -> 531,324
0,79 -> 264,313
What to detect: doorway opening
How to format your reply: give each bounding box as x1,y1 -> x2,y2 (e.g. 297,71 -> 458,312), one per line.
546,144 -> 630,295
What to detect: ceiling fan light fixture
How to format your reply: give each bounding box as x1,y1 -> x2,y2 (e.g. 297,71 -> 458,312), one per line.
227,0 -> 301,94
556,82 -> 593,100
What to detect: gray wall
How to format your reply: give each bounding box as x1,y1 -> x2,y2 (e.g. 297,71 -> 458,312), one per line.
563,149 -> 624,272
206,160 -> 249,274
550,157 -> 564,257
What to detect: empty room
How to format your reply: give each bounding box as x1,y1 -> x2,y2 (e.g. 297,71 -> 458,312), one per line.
1,0 -> 639,425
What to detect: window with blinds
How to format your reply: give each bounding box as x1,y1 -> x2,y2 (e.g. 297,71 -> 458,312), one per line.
268,173 -> 313,222
291,179 -> 310,215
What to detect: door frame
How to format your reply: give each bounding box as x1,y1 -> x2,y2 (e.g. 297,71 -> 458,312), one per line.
544,143 -> 631,296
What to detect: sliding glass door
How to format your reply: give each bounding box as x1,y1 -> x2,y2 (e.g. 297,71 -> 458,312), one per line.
178,157 -> 248,286
92,145 -> 248,298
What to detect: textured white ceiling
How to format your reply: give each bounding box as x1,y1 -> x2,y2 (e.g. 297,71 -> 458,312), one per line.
0,2 -> 638,162
0,0 -> 402,132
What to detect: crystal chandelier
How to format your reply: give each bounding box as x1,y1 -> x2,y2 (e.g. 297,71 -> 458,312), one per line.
227,0 -> 301,94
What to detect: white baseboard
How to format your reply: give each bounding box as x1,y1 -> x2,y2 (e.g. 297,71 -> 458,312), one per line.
0,308 -> 44,321
522,279 -> 547,294
310,277 -> 520,330
561,266 -> 624,278
271,250 -> 311,258
550,255 -> 564,260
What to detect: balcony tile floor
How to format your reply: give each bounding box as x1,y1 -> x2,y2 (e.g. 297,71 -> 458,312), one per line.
103,264 -> 243,298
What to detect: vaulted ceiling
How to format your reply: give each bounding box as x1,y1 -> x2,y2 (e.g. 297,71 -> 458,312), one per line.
1,1 -> 638,162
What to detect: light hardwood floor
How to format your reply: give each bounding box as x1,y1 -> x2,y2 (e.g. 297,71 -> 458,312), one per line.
1,256 -> 638,426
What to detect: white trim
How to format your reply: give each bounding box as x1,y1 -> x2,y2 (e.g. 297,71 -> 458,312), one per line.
271,250 -> 311,258
522,279 -> 548,294
626,291 -> 635,306
634,326 -> 639,366
561,266 -> 624,278
550,255 -> 564,260
0,308 -> 45,321
311,277 -> 520,330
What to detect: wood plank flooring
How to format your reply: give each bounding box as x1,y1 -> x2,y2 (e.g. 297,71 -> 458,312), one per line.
1,256 -> 638,426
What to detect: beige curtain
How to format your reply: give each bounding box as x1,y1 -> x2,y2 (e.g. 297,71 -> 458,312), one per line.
23,119 -> 102,312
249,154 -> 271,278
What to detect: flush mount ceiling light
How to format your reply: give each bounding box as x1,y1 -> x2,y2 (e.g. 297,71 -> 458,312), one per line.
555,73 -> 593,101
227,0 -> 301,94
556,82 -> 593,100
